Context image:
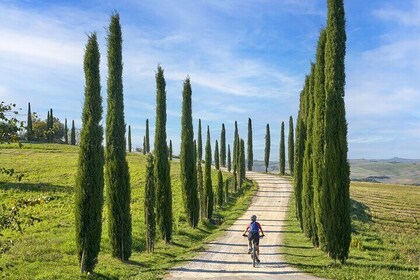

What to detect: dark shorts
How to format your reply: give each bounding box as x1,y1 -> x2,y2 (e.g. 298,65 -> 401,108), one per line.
248,232 -> 260,245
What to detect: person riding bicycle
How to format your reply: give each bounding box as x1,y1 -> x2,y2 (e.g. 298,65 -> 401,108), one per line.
242,215 -> 265,263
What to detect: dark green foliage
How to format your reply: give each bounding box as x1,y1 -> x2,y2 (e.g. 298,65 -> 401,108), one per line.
225,178 -> 229,202
323,0 -> 350,263
128,125 -> 132,152
217,170 -> 223,207
240,139 -> 246,181
105,13 -> 132,260
204,126 -> 213,219
302,64 -> 318,246
220,124 -> 226,167
247,118 -> 253,171
236,138 -> 242,189
154,65 -> 172,243
233,121 -> 238,172
64,118 -> 68,144
70,120 -> 76,145
26,103 -> 32,141
75,33 -> 104,273
288,116 -> 294,176
180,77 -> 199,228
49,109 -> 54,143
264,123 -> 270,173
144,154 -> 156,253
46,111 -> 50,143
280,121 -> 285,175
313,29 -> 327,251
169,140 -> 173,161
227,144 -> 231,172
143,136 -> 146,155
197,119 -> 202,161
145,119 -> 150,153
214,140 -> 220,170
197,155 -> 205,222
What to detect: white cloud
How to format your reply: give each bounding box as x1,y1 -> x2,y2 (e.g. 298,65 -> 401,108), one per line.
374,0 -> 420,27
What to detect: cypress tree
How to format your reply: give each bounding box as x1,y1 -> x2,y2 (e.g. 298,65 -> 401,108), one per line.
204,126 -> 213,219
64,118 -> 68,144
280,121 -> 285,175
247,118 -> 253,171
49,108 -> 54,143
227,144 -> 231,172
180,77 -> 199,228
313,28 -> 327,251
220,124 -> 226,167
169,140 -> 173,161
105,13 -> 132,260
27,102 -> 32,141
154,65 -> 172,243
143,136 -> 146,155
197,153 -> 205,222
197,119 -> 202,161
145,119 -> 150,153
302,64 -> 318,246
145,153 -> 156,253
225,178 -> 229,202
233,121 -> 239,172
236,138 -> 242,189
217,169 -> 223,207
288,116 -> 294,176
240,139 -> 246,181
264,124 -> 270,173
323,0 -> 350,263
75,33 -> 104,273
214,140 -> 220,169
128,125 -> 132,152
46,111 -> 50,142
71,120 -> 76,145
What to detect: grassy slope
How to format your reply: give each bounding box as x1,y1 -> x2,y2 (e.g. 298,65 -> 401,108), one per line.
0,143 -> 256,280
281,181 -> 420,279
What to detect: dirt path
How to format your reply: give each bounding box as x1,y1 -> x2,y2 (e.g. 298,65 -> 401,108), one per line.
166,171 -> 321,280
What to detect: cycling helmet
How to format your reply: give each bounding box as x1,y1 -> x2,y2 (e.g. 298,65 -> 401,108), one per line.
251,215 -> 257,221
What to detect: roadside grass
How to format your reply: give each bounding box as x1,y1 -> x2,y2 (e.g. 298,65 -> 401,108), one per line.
0,143 -> 257,279
281,181 -> 420,280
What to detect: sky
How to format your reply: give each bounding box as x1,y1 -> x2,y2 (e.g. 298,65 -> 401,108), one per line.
1,0 -> 419,160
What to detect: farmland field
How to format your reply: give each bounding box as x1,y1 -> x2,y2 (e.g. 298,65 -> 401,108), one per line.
0,143 -> 256,279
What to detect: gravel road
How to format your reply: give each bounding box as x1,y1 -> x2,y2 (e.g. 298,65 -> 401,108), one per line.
166,171 -> 322,280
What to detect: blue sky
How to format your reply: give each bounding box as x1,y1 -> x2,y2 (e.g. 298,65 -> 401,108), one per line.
1,0 -> 419,159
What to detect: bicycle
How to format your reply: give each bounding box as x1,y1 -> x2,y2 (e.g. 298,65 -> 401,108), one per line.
243,233 -> 264,267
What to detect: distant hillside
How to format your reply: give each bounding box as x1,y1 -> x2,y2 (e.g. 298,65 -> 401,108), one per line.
251,158 -> 420,185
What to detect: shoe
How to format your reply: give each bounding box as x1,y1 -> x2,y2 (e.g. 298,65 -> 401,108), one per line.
256,258 -> 261,263
248,248 -> 252,254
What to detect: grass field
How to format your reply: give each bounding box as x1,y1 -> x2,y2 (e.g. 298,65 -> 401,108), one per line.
0,143 -> 257,280
281,181 -> 420,280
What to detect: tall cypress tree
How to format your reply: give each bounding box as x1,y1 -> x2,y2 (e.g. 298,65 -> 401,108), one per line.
145,119 -> 150,153
280,121 -> 286,175
46,111 -> 50,142
264,124 -> 270,173
71,120 -> 76,145
220,124 -> 226,167
75,33 -> 104,273
233,121 -> 239,172
128,125 -> 132,152
27,102 -> 32,141
197,152 -> 205,222
143,136 -> 146,155
214,140 -> 220,169
288,116 -> 294,176
236,138 -> 242,189
105,13 -> 131,260
302,64 -> 318,246
145,153 -> 156,253
247,118 -> 253,171
64,118 -> 68,144
217,169 -> 223,207
204,126 -> 213,219
154,65 -> 172,243
49,108 -> 54,143
180,77 -> 199,228
169,140 -> 173,161
197,119 -> 202,161
227,144 -> 231,172
240,139 -> 246,181
323,0 -> 350,263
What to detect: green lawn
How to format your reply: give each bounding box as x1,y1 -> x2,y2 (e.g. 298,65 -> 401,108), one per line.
0,143 -> 256,279
281,181 -> 420,280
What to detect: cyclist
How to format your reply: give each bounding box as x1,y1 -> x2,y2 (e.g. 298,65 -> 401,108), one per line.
242,215 -> 265,262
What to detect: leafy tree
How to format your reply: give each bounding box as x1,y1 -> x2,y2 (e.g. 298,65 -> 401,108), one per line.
169,140 -> 173,161
233,121 -> 239,172
322,0 -> 351,263
75,33 -> 104,273
280,121 -> 285,175
214,140 -> 220,169
204,126 -> 213,219
26,102 -> 32,141
240,139 -> 246,182
154,65 -> 172,243
145,119 -> 150,153
227,144 -> 231,172
143,136 -> 146,155
220,124 -> 226,167
46,111 -> 50,143
49,109 -> 54,143
71,120 -> 76,145
264,124 -> 270,173
144,154 -> 156,253
64,118 -> 68,144
180,77 -> 199,228
247,118 -> 253,171
197,119 -> 202,161
128,125 -> 132,152
105,13 -> 132,260
288,116 -> 294,176
197,152 -> 205,222
217,170 -> 223,207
